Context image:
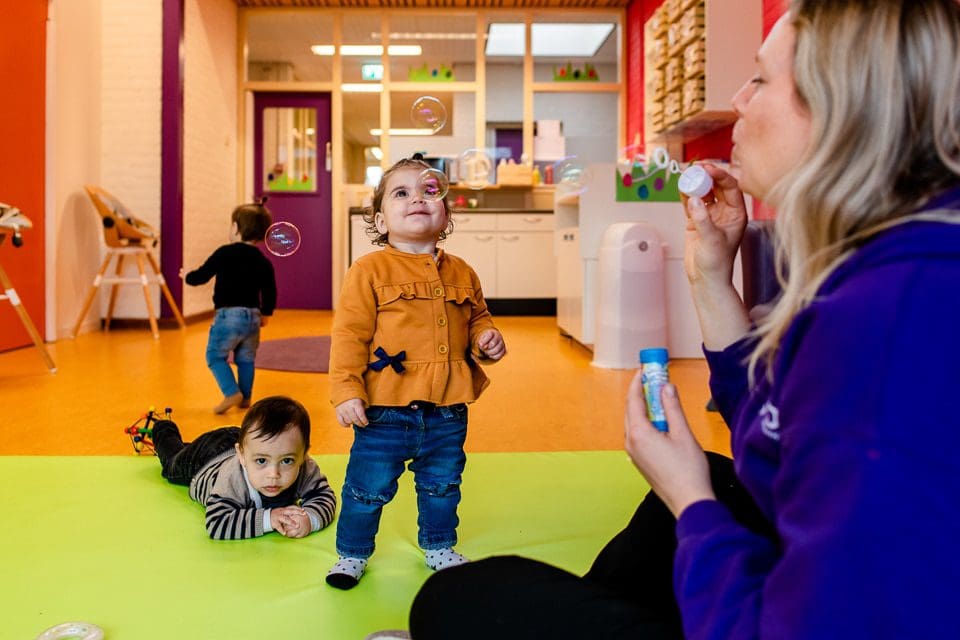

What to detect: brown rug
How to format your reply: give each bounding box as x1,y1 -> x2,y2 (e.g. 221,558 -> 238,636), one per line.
253,336 -> 331,373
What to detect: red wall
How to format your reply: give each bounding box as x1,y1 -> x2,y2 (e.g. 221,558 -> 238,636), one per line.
625,0 -> 788,161
0,3 -> 47,351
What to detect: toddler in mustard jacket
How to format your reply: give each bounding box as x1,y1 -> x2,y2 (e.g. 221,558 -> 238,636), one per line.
326,155 -> 506,589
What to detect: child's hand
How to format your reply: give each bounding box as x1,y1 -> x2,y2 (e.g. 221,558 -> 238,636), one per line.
477,329 -> 506,361
271,506 -> 310,538
335,398 -> 368,428
178,267 -> 186,280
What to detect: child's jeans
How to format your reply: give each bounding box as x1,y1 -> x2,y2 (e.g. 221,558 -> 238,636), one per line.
336,403 -> 468,558
205,307 -> 261,398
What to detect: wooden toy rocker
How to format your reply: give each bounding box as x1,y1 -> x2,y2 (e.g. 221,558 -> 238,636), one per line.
73,185 -> 185,339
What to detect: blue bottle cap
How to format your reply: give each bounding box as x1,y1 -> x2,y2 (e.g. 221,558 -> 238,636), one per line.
639,347 -> 669,364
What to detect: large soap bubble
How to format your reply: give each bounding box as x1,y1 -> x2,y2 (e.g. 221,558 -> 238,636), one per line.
553,156 -> 592,197
410,96 -> 447,133
456,149 -> 494,190
264,221 -> 301,257
416,168 -> 450,202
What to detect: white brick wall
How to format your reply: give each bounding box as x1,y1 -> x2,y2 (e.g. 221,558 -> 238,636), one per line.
51,0 -> 106,338
182,0 -> 239,317
88,0 -> 239,321
99,0 -> 163,320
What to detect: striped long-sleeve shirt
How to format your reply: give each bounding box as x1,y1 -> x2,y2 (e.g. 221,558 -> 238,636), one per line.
189,452 -> 336,540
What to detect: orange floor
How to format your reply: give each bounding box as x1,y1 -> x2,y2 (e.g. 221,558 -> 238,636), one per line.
0,311 -> 730,457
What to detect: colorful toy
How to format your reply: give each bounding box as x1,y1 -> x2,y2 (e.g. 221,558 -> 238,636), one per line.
123,406 -> 172,455
615,148 -> 683,202
552,62 -> 599,82
408,63 -> 455,82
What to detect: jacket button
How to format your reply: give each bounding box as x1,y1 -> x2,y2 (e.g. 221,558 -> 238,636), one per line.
438,316 -> 447,326
438,344 -> 448,354
434,286 -> 443,297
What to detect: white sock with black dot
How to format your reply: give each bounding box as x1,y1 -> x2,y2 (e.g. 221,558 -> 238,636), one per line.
424,548 -> 469,571
326,556 -> 368,590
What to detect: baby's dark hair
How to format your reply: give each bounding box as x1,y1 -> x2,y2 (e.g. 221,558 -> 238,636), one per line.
363,154 -> 454,246
232,196 -> 273,242
239,395 -> 311,451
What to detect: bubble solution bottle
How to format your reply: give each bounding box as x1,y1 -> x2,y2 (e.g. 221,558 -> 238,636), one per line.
678,165 -> 714,199
640,348 -> 670,432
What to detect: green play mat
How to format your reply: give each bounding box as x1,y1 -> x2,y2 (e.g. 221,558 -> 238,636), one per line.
2,452 -> 650,639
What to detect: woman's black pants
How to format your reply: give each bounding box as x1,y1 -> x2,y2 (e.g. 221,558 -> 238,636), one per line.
409,452 -> 775,639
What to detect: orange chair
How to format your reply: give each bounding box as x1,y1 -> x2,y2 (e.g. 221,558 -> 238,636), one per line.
72,185 -> 185,339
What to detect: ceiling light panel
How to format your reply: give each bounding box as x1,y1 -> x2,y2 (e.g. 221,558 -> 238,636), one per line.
485,23 -> 614,57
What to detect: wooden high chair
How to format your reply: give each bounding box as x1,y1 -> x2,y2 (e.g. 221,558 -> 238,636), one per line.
0,204 -> 56,372
72,185 -> 185,339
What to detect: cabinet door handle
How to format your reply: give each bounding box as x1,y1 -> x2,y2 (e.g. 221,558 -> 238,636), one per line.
501,235 -> 520,242
475,235 -> 494,242
459,217 -> 471,224
523,216 -> 542,224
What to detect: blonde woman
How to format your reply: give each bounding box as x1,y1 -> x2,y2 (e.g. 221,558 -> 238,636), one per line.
404,1 -> 960,639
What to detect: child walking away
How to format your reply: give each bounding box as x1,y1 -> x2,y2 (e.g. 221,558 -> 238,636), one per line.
327,155 -> 507,590
182,198 -> 277,414
153,395 -> 336,539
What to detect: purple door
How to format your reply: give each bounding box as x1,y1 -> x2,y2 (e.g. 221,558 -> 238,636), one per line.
254,92 -> 332,309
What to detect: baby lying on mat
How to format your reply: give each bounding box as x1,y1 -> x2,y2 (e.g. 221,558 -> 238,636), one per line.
152,395 -> 336,539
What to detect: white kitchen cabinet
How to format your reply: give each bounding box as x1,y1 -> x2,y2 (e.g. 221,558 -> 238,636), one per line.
496,232 -> 555,298
443,223 -> 497,296
555,226 -> 584,342
442,211 -> 555,299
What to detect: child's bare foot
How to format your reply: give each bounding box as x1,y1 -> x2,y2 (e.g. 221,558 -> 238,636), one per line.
213,392 -> 243,414
239,397 -> 251,409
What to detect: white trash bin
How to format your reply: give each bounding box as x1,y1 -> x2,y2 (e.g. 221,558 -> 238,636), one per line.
592,222 -> 667,369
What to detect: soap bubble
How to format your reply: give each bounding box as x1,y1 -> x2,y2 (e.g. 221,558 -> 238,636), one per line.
410,96 -> 447,133
456,148 -> 494,190
553,157 -> 592,197
417,168 -> 449,201
264,221 -> 301,257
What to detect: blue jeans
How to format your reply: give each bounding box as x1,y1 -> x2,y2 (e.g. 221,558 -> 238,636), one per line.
205,307 -> 261,398
336,403 -> 468,558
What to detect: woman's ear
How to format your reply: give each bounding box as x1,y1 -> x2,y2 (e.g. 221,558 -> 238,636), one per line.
374,211 -> 387,234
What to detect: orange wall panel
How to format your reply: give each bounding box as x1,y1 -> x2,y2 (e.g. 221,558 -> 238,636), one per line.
0,2 -> 47,350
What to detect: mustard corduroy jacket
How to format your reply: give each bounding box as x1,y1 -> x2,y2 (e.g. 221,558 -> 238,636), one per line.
329,245 -> 498,408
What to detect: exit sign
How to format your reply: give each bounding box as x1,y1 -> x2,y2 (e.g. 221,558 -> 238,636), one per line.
361,64 -> 383,81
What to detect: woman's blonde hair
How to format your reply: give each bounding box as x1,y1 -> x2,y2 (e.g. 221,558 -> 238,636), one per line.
749,0 -> 960,381
363,156 -> 454,246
